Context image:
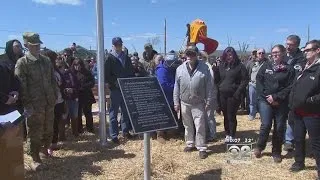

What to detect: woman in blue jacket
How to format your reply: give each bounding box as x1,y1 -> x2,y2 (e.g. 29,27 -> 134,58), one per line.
155,56 -> 181,141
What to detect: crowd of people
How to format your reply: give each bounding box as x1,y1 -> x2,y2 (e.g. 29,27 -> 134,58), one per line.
0,32 -> 320,179
0,33 -> 97,171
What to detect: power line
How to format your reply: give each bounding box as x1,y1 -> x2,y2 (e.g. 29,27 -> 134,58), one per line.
0,29 -> 270,50
0,29 -> 168,39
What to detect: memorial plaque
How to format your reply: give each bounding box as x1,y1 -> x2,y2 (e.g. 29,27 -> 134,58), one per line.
118,77 -> 178,134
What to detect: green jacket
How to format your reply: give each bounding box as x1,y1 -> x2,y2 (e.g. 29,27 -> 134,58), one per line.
14,52 -> 57,110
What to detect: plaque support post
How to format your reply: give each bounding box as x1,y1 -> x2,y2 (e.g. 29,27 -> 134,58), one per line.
144,133 -> 151,180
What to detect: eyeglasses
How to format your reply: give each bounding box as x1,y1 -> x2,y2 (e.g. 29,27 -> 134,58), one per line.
272,51 -> 281,55
186,52 -> 197,57
304,48 -> 317,53
286,43 -> 297,47
258,52 -> 265,55
114,43 -> 123,47
13,44 -> 22,49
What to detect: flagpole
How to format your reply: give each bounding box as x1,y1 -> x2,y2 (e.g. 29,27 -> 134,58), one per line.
164,18 -> 167,56
307,25 -> 310,42
96,0 -> 107,146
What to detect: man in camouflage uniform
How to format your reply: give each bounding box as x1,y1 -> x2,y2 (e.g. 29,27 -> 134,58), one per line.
15,32 -> 57,171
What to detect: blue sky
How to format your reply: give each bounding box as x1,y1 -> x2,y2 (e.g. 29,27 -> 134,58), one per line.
0,0 -> 319,54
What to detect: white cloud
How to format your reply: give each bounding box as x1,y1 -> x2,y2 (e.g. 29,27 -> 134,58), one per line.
8,35 -> 21,40
48,17 -> 57,21
151,0 -> 158,4
122,37 -> 134,41
120,33 -> 163,41
32,0 -> 82,6
76,36 -> 95,49
275,28 -> 289,33
135,33 -> 162,38
249,36 -> 256,41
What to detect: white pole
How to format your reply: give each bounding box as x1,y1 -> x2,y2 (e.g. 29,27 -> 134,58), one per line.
96,0 -> 107,146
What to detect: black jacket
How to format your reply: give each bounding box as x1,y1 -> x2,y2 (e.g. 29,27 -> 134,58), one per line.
0,40 -> 23,114
256,61 -> 295,103
287,49 -> 307,80
214,59 -> 249,100
105,52 -> 134,90
77,69 -> 96,104
289,61 -> 320,113
0,62 -> 20,115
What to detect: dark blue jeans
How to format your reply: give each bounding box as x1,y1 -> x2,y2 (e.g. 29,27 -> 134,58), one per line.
257,100 -> 288,155
284,110 -> 295,145
294,113 -> 320,177
248,84 -> 258,118
109,89 -> 132,140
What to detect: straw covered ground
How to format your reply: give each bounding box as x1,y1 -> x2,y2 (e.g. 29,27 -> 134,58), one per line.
24,105 -> 317,180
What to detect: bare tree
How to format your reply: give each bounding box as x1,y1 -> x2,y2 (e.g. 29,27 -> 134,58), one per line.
253,44 -> 257,50
238,41 -> 249,54
147,36 -> 161,50
238,41 -> 250,61
227,35 -> 232,47
269,42 -> 274,53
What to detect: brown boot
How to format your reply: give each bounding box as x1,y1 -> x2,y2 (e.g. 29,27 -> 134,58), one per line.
31,153 -> 42,163
30,153 -> 48,171
30,162 -> 49,171
157,131 -> 166,144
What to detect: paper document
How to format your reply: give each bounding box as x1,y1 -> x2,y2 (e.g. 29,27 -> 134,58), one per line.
0,110 -> 22,124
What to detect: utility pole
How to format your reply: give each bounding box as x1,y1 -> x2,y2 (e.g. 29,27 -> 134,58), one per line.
307,25 -> 310,42
164,18 -> 167,56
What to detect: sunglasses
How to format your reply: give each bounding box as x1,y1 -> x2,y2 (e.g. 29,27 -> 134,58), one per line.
304,48 -> 317,53
186,52 -> 197,57
114,43 -> 123,47
258,52 -> 265,55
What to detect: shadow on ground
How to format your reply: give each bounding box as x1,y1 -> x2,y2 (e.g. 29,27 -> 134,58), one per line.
25,148 -> 135,180
186,168 -> 222,180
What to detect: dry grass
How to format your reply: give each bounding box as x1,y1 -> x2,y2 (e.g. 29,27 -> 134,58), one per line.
24,104 -> 318,180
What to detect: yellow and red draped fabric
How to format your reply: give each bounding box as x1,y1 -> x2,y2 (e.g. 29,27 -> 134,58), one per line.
189,19 -> 219,55
190,19 -> 207,43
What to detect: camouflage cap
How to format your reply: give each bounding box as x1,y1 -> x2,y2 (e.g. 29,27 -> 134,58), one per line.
144,43 -> 153,49
23,32 -> 43,45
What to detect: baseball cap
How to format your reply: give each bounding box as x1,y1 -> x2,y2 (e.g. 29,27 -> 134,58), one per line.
184,45 -> 199,54
112,37 -> 123,45
144,43 -> 153,49
23,32 -> 43,45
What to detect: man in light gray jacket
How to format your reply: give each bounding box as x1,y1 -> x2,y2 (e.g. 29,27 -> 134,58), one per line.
248,48 -> 267,121
173,45 -> 212,159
